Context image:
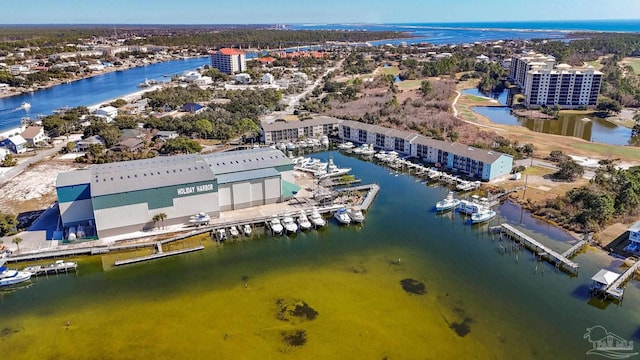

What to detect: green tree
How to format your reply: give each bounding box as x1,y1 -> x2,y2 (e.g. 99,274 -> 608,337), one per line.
12,237 -> 22,253
161,137 -> 202,154
596,97 -> 622,114
0,212 -> 18,236
194,119 -> 213,139
554,159 -> 584,181
2,154 -> 17,167
420,80 -> 432,97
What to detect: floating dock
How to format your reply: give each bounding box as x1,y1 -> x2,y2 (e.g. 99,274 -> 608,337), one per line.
500,224 -> 580,274
113,245 -> 204,267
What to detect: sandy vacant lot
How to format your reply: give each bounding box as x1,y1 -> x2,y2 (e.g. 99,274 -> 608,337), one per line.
0,158 -> 84,215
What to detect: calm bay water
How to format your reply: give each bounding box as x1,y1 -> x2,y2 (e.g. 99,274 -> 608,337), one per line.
0,57 -> 210,131
463,88 -> 633,146
2,151 -> 638,359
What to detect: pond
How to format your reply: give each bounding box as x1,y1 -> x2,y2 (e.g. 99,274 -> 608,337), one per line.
464,89 -> 634,146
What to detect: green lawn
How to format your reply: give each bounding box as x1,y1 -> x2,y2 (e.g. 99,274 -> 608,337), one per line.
573,143 -> 640,162
380,66 -> 400,75
397,79 -> 422,88
625,58 -> 640,74
465,95 -> 491,102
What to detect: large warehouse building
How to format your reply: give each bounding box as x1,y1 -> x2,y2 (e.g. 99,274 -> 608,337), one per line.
56,148 -> 295,239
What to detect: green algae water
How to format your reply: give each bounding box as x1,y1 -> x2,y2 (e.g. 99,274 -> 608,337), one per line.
2,151 -> 640,359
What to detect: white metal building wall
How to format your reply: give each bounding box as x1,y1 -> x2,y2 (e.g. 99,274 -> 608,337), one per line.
59,199 -> 94,225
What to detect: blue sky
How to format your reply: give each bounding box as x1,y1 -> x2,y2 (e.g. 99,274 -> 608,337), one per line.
3,0 -> 639,24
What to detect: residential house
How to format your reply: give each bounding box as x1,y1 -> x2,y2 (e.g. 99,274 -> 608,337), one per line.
154,131 -> 179,141
21,126 -> 48,146
628,220 -> 640,247
261,73 -> 275,85
181,103 -> 206,114
94,106 -> 118,119
111,138 -> 145,152
1,135 -> 27,153
235,73 -> 251,84
76,135 -> 105,152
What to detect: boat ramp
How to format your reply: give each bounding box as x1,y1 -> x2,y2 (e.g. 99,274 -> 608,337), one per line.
499,224 -> 585,275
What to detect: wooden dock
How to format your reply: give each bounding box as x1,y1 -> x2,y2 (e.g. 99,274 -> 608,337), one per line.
604,261 -> 640,300
561,240 -> 587,259
500,224 -> 580,274
113,245 -> 204,267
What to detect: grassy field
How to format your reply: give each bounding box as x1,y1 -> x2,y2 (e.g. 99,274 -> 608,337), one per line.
380,66 -> 400,75
623,57 -> 640,74
522,165 -> 554,177
464,95 -> 491,102
397,79 -> 422,88
572,142 -> 640,162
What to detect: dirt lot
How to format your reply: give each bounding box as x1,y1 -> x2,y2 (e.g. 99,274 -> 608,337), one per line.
0,157 -> 84,215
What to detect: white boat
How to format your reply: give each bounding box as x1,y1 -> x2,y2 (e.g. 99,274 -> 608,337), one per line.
20,102 -> 31,110
188,212 -> 210,226
309,208 -> 326,228
269,216 -> 284,235
457,195 -> 482,215
229,226 -> 240,237
297,210 -> 313,231
24,260 -> 77,276
435,191 -> 462,212
321,136 -> 329,147
286,142 -> 297,151
242,224 -> 252,236
352,144 -> 366,154
347,207 -> 365,223
282,213 -> 299,233
215,228 -> 227,241
0,256 -> 32,287
317,157 -> 352,179
471,207 -> 497,224
361,144 -> 375,156
334,208 -> 352,225
337,141 -> 355,150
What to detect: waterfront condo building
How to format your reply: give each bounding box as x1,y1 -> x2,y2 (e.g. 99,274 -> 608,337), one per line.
509,51 -> 602,109
210,48 -> 246,75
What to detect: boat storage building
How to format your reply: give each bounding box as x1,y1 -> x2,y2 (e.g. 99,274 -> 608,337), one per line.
56,148 -> 295,239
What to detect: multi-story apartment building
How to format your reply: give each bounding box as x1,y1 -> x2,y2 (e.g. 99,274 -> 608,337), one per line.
210,48 -> 246,75
510,51 -> 603,109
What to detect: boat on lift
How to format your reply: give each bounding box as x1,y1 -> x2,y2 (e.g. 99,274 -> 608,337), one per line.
333,208 -> 352,225
242,224 -> 252,236
309,208 -> 326,228
282,213 -> 299,233
337,141 -> 355,150
229,226 -> 240,237
297,210 -> 313,231
347,207 -> 365,223
269,216 -> 284,235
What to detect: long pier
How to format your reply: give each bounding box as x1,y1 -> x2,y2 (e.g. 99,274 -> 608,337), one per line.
500,224 -> 580,274
113,246 -> 204,267
561,240 -> 587,259
604,261 -> 640,300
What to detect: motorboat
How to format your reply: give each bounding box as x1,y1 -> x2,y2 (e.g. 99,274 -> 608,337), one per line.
435,191 -> 462,212
471,207 -> 497,224
24,260 -> 77,276
188,212 -> 210,226
457,195 -> 482,215
297,210 -> 313,231
0,256 -> 32,287
337,141 -> 355,150
242,224 -> 252,236
286,142 -> 297,151
361,144 -> 375,156
309,208 -> 326,228
269,216 -> 284,235
317,157 -> 352,179
352,144 -> 367,154
347,207 -> 365,223
282,213 -> 299,233
333,208 -> 352,225
20,102 -> 31,110
215,228 -> 227,241
229,226 -> 240,237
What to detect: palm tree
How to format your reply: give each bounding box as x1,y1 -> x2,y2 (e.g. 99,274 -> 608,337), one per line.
158,213 -> 167,229
12,237 -> 22,253
152,214 -> 161,229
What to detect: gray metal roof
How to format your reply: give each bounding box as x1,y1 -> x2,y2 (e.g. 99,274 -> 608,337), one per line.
444,143 -> 506,164
202,148 -> 291,175
261,116 -> 341,132
90,154 -> 215,196
56,169 -> 92,187
217,168 -> 279,184
341,121 -> 376,132
629,220 -> 640,233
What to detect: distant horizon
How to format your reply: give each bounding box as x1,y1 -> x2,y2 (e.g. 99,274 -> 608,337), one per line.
4,0 -> 639,25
